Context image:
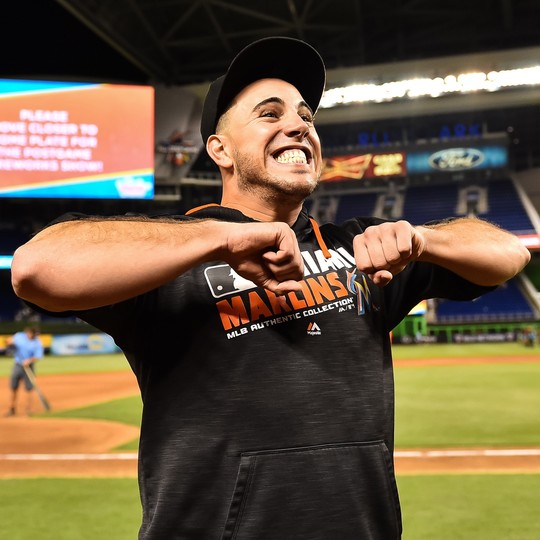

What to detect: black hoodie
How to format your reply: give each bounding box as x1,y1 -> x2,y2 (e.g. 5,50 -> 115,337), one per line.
51,206 -> 492,539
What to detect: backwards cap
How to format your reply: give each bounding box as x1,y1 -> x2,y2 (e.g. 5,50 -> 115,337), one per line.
200,36 -> 326,142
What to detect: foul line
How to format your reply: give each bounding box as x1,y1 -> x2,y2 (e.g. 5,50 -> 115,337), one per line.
1,449 -> 540,461
0,453 -> 138,460
395,448 -> 540,458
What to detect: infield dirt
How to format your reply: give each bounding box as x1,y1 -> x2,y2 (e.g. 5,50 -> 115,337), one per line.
1,361 -> 539,477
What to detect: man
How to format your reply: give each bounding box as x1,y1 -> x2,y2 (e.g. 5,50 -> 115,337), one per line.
5,326 -> 43,417
11,37 -> 530,539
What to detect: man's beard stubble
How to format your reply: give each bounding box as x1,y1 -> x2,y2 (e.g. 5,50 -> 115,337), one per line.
233,150 -> 319,205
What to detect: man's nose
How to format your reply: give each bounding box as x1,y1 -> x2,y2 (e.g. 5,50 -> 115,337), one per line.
283,114 -> 310,139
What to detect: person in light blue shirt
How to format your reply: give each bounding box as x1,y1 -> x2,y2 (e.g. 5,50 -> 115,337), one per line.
5,326 -> 43,416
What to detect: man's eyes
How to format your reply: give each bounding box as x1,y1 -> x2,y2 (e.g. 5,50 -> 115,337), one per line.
259,110 -> 313,123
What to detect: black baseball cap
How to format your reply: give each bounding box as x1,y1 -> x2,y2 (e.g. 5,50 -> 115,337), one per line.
200,36 -> 326,142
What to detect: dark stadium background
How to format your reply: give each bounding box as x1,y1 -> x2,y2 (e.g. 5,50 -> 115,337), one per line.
1,0 -> 540,342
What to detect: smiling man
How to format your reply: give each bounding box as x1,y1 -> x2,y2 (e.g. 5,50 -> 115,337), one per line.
211,79 -> 322,220
11,37 -> 530,539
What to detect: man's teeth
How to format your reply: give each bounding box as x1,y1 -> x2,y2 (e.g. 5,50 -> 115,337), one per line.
275,149 -> 307,164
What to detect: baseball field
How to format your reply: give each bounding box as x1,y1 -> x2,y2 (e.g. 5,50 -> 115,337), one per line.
0,342 -> 539,539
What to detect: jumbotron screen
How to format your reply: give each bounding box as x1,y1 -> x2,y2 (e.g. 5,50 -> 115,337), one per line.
0,79 -> 154,198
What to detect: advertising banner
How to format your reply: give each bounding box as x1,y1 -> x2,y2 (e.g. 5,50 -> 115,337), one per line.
51,333 -> 120,355
320,152 -> 406,182
0,79 -> 154,198
407,144 -> 508,175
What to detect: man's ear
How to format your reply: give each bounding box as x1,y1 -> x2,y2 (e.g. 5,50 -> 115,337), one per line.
206,135 -> 233,169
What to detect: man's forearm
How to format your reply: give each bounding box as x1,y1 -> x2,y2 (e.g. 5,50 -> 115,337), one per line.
11,218 -> 225,312
417,217 -> 530,286
11,217 -> 305,312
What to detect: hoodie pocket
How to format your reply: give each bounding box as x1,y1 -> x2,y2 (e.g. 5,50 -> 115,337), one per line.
221,440 -> 401,540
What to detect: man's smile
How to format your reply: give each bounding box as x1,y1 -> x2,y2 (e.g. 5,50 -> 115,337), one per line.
272,145 -> 313,166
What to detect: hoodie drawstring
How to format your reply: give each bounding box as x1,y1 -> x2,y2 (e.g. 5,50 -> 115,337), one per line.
185,205 -> 332,260
309,217 -> 332,259
185,203 -> 220,215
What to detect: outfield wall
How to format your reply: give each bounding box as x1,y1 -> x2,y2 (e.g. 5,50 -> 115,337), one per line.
393,316 -> 539,344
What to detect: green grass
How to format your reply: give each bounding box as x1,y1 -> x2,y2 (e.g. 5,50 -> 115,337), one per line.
0,342 -> 535,379
392,341 -> 540,360
114,437 -> 140,451
395,361 -> 540,447
0,353 -> 130,377
0,478 -> 140,540
45,395 -> 142,451
39,358 -> 539,449
0,344 -> 538,538
21,348 -> 539,450
399,473 -> 540,540
47,395 -> 142,427
1,474 -> 539,539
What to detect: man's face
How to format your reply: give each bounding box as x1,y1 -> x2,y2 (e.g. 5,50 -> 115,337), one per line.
218,78 -> 323,203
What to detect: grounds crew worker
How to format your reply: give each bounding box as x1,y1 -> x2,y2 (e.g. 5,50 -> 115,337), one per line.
4,326 -> 43,417
11,37 -> 530,539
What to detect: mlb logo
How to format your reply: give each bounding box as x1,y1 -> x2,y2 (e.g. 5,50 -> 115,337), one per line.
204,264 -> 257,299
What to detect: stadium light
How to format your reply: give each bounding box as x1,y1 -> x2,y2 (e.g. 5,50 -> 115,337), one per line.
320,65 -> 540,108
0,255 -> 12,269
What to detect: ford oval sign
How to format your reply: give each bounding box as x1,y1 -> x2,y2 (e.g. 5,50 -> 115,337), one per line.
428,148 -> 484,171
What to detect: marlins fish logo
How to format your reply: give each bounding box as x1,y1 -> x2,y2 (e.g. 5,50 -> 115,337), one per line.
346,270 -> 378,315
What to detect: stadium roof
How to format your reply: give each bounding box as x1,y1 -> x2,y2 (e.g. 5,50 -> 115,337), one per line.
3,0 -> 540,86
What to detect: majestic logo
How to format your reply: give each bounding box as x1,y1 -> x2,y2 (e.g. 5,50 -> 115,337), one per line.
428,148 -> 484,171
307,322 -> 322,336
